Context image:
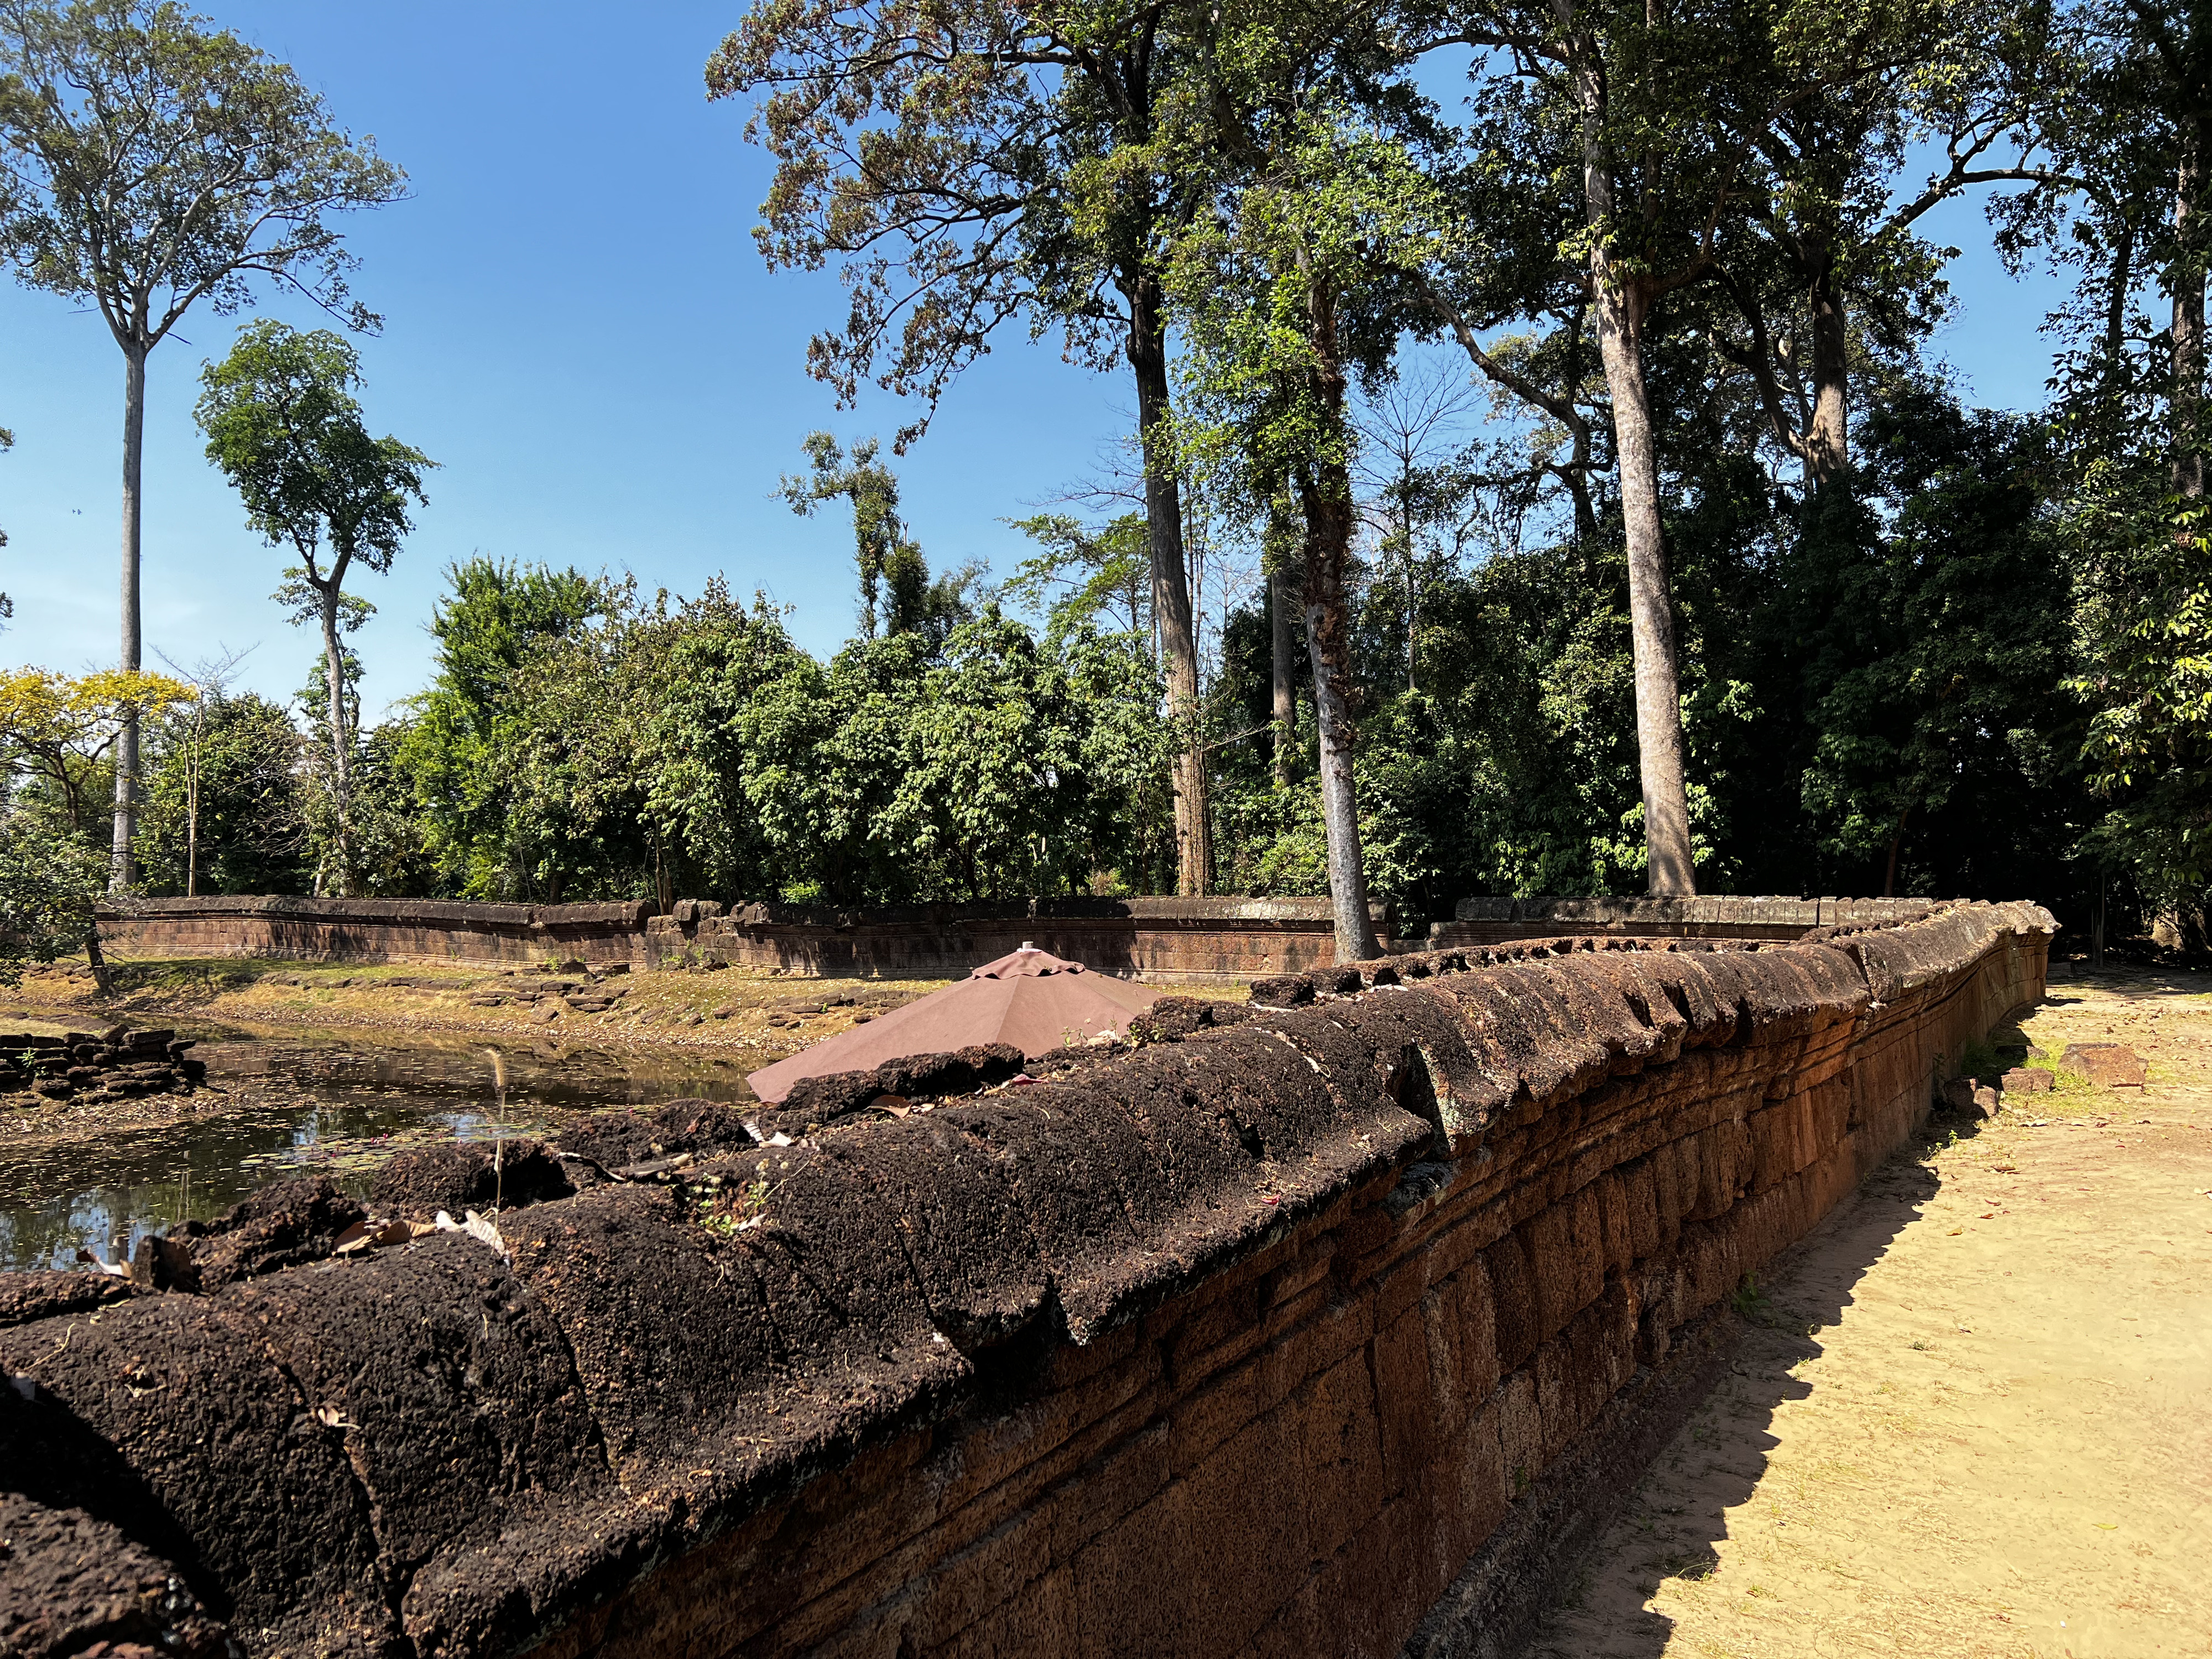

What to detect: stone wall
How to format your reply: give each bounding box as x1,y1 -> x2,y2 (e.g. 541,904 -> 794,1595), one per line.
95,892 -> 1952,980
95,895 -> 656,968
1433,894 -> 1940,945
94,895 -> 1390,981
645,896 -> 1393,979
0,902 -> 2054,1659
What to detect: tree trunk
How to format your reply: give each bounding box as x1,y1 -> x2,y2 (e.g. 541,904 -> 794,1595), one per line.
1566,23 -> 1697,896
320,589 -> 353,896
1299,465 -> 1381,965
2174,123 -> 2206,499
185,740 -> 199,899
111,343 -> 147,893
85,925 -> 113,997
1882,803 -> 1911,898
1565,302 -> 1599,541
1403,491 -> 1418,693
1129,278 -> 1208,895
1805,249 -> 1849,488
1271,565 -> 1298,788
2106,218 -> 2136,399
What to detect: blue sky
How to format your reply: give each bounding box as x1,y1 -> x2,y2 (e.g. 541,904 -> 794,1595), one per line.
0,2 -> 2065,721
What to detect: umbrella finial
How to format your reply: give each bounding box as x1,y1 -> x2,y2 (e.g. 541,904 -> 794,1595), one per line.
1021,940 -> 1036,951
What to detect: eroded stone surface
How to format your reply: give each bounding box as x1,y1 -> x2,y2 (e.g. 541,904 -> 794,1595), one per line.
0,900 -> 2055,1659
2059,1041 -> 2147,1088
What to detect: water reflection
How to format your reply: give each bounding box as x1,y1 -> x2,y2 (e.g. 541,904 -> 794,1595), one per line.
0,1026 -> 769,1272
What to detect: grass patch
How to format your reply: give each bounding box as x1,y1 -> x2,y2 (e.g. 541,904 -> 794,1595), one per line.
1731,1271 -> 1787,1327
2008,1055 -> 2106,1115
1957,1037 -> 2003,1082
17,953 -> 946,1041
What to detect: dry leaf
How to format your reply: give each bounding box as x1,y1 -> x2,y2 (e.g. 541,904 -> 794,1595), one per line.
332,1222 -> 372,1255
461,1209 -> 509,1259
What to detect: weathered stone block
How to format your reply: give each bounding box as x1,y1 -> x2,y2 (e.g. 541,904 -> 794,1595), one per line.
1421,1256 -> 1500,1437
1493,1366 -> 1544,1500
1294,1352 -> 1387,1558
2059,1042 -> 2146,1088
1176,1409 -> 1309,1651
1484,1230 -> 1540,1372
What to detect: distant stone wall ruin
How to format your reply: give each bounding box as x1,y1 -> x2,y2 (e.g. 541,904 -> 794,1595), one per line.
90,892 -> 1917,982
0,902 -> 2052,1659
93,894 -> 1393,980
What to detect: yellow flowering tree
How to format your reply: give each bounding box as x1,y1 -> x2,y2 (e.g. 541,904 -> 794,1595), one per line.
0,667 -> 195,834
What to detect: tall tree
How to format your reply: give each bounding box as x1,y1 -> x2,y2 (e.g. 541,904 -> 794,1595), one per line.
0,0 -> 403,888
1991,3 -> 2212,916
0,665 -> 191,832
1268,521 -> 1303,788
0,420 -> 13,624
195,320 -> 432,895
1412,0 -> 1999,890
1436,0 -> 1775,895
140,687 -> 305,895
1170,0 -> 1443,959
1356,360 -> 1481,690
1392,61 -> 1609,544
781,433 -> 979,641
149,642 -> 251,895
707,0 -> 1215,893
1697,0 -> 2061,491
2012,1 -> 2210,492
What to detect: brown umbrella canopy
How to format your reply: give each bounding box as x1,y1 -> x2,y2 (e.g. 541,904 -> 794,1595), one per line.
745,945 -> 1159,1104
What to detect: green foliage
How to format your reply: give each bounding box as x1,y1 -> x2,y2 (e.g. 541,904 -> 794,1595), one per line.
740,609 -> 1170,901
399,558 -> 607,897
374,562 -> 1171,906
2067,486 -> 2212,904
0,665 -> 194,833
1787,393 -> 2079,894
781,434 -> 978,643
138,692 -> 306,894
1000,513 -> 1151,640
0,812 -> 103,985
196,319 -> 431,894
708,0 -> 1193,435
0,0 -> 405,340
195,320 -> 434,596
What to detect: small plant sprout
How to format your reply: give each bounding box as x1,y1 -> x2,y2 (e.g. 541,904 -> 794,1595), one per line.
483,1048 -> 508,1211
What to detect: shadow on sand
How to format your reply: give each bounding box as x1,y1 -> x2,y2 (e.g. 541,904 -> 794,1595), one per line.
1511,1100 -> 2008,1658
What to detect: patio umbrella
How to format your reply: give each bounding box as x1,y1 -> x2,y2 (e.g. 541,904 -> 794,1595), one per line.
745,943 -> 1160,1103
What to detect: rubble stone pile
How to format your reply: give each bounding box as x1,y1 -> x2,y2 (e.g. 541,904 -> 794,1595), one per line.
0,1027 -> 204,1102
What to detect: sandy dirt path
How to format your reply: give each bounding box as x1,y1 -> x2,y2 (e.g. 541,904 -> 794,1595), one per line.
1524,963 -> 2212,1659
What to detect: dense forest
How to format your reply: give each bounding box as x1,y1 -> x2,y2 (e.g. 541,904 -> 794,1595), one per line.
3,0 -> 2209,958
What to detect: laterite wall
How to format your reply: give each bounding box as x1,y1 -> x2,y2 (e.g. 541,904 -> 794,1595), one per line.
93,895 -> 656,968
93,895 -> 1387,981
0,903 -> 2052,1659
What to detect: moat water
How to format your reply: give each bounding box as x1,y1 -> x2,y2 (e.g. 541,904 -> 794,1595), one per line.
0,1020 -> 775,1272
